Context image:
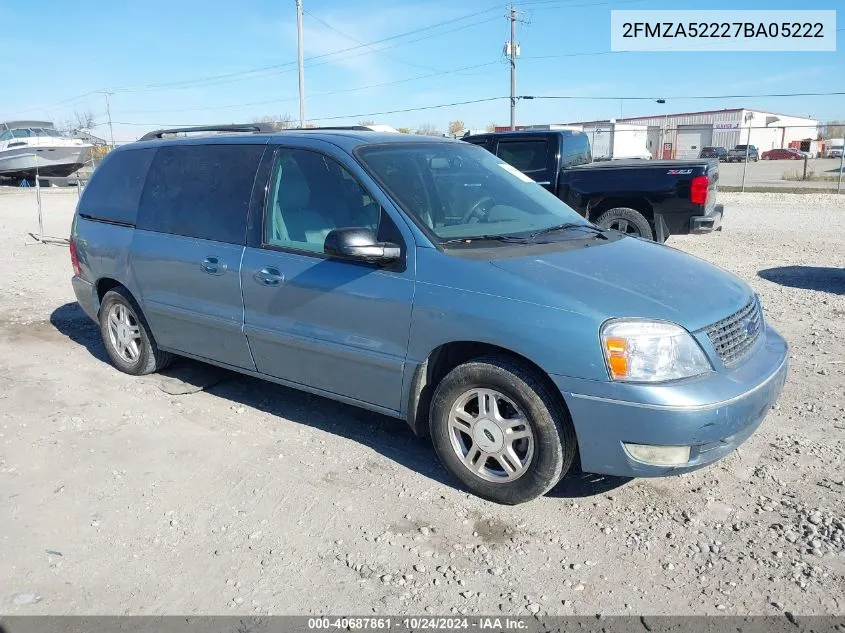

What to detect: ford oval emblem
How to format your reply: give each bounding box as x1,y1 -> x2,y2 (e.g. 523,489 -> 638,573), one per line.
745,318 -> 758,336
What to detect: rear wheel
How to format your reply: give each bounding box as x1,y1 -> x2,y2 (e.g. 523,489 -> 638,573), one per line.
99,287 -> 172,375
430,356 -> 577,504
594,207 -> 654,240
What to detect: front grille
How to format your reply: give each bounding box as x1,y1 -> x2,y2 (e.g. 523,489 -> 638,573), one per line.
704,297 -> 763,367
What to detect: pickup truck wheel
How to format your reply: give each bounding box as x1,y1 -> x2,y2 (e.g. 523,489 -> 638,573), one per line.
99,287 -> 172,376
595,207 -> 654,240
429,355 -> 577,505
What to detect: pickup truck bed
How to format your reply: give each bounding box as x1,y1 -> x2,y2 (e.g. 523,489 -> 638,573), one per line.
561,159 -> 723,240
463,130 -> 724,242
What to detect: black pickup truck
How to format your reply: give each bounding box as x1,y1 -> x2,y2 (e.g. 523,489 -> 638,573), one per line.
463,130 -> 723,242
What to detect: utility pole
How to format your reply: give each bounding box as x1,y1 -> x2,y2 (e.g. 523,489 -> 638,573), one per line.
98,90 -> 115,149
296,0 -> 306,128
741,112 -> 754,193
508,5 -> 518,130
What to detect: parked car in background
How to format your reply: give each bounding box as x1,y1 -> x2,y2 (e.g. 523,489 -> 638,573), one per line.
761,148 -> 805,160
699,146 -> 728,161
463,130 -> 723,242
826,139 -> 844,158
70,124 -> 787,504
727,145 -> 759,162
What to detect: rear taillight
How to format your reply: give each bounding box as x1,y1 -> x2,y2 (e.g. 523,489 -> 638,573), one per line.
690,175 -> 709,205
69,236 -> 81,277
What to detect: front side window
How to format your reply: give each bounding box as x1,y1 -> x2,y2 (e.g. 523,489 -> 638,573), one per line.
357,142 -> 587,242
265,149 -> 380,253
137,143 -> 264,244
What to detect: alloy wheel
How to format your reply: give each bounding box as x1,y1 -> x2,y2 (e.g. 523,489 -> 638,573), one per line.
447,388 -> 535,482
107,304 -> 141,363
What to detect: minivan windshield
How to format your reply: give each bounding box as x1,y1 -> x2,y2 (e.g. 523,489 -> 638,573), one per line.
357,142 -> 589,242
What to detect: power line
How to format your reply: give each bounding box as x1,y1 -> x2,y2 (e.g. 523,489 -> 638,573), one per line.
0,91 -> 99,119
521,91 -> 845,101
103,88 -> 841,130
111,6 -> 503,94
119,21 -> 844,93
303,8 -> 439,72
106,96 -> 507,127
4,8 -> 507,118
110,15 -> 503,96
118,60 -> 504,115
516,0 -> 649,7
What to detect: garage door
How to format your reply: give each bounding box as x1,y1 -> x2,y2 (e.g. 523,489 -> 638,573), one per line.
676,125 -> 713,159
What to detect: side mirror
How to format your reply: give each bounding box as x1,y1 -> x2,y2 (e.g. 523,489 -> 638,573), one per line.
324,227 -> 401,264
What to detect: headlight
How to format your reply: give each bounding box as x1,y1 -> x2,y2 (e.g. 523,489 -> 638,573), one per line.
601,320 -> 712,382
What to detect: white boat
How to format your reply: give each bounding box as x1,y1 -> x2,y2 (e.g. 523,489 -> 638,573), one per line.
0,120 -> 92,180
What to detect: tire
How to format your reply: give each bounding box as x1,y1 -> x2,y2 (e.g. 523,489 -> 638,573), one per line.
594,207 -> 654,240
99,286 -> 172,376
429,355 -> 577,504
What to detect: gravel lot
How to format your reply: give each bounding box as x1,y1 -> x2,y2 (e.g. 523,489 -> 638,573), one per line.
1,188 -> 843,616
718,158 -> 844,190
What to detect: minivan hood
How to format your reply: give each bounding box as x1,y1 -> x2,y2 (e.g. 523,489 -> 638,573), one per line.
490,236 -> 751,332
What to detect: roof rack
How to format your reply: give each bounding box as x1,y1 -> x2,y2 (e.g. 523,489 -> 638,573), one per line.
139,123 -> 276,141
293,126 -> 372,131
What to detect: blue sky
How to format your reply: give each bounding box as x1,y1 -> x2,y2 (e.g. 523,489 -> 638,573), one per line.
0,0 -> 841,141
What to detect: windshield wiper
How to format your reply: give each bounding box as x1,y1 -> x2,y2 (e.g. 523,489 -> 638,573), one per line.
442,234 -> 531,245
529,222 -> 607,242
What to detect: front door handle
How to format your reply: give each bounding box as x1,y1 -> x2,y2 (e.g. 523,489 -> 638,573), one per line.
253,267 -> 284,286
201,257 -> 227,275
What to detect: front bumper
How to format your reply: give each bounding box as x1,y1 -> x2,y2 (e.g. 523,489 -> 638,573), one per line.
552,325 -> 788,477
690,203 -> 724,234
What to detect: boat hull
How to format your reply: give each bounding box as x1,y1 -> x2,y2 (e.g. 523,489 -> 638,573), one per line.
0,144 -> 92,179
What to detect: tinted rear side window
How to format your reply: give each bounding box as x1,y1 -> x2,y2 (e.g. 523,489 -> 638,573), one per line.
561,132 -> 591,167
496,140 -> 548,173
77,148 -> 155,225
137,143 -> 265,244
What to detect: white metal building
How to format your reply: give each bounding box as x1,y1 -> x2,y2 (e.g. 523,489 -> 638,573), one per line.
567,108 -> 819,160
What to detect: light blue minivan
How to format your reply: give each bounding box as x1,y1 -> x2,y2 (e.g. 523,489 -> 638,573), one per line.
70,125 -> 788,504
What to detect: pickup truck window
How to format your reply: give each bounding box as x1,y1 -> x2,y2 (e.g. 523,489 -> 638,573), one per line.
357,142 -> 587,242
496,140 -> 548,174
562,133 -> 592,167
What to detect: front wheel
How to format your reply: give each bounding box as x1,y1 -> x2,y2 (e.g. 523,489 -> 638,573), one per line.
430,356 -> 577,504
594,207 -> 654,240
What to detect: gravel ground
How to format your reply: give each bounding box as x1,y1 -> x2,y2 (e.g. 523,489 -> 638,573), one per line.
0,188 -> 843,616
718,158 -> 844,189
